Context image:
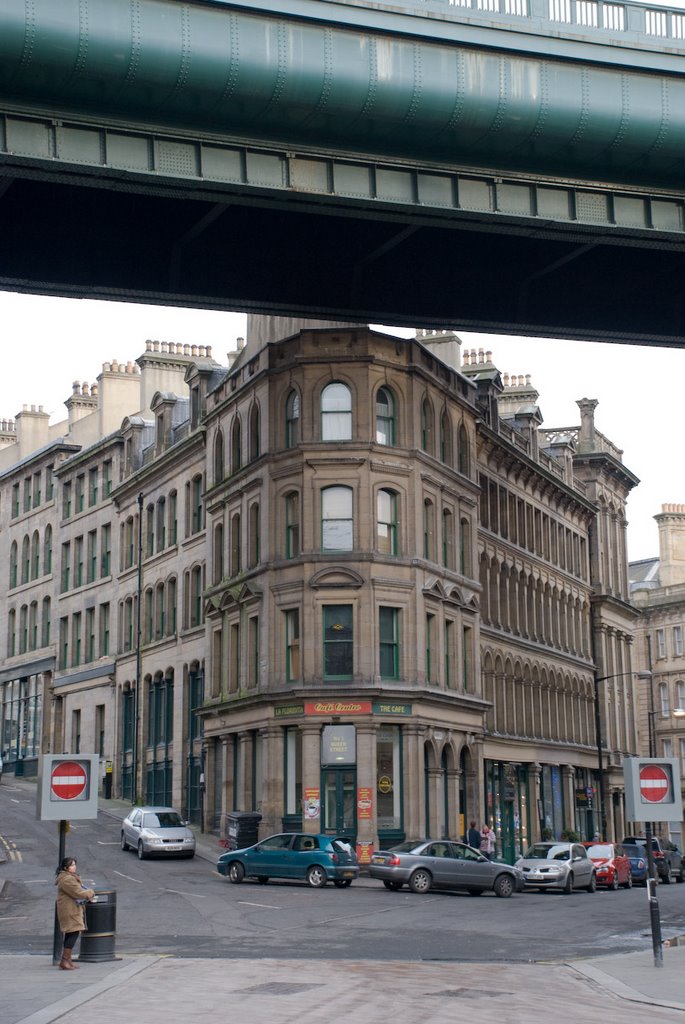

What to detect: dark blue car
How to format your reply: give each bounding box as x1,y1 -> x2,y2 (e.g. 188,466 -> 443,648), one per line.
217,832 -> 360,888
622,843 -> 648,885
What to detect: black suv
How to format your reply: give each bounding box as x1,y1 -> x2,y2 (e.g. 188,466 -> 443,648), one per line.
622,836 -> 685,884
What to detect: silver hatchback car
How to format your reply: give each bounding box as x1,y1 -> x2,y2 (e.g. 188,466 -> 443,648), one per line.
516,841 -> 596,893
121,806 -> 196,860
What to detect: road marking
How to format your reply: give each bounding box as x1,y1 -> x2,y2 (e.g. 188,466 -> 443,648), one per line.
23,879 -> 50,883
165,889 -> 208,898
237,901 -> 282,909
97,841 -> 120,845
113,870 -> 143,884
1,916 -> 28,921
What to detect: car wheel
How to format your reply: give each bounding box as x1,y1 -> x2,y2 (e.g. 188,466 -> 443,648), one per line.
408,868 -> 432,895
257,876 -> 269,884
333,879 -> 353,888
228,862 -> 245,884
383,880 -> 403,891
624,872 -> 633,890
609,873 -> 619,892
120,832 -> 128,852
137,841 -> 146,861
493,874 -> 514,899
562,873 -> 573,895
586,873 -> 597,893
306,865 -> 327,888
678,867 -> 685,884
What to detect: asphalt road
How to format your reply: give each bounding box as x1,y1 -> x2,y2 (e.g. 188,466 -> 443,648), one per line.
2,779 -> 684,963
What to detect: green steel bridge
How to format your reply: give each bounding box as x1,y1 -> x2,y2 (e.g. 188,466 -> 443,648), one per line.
1,0 -> 685,344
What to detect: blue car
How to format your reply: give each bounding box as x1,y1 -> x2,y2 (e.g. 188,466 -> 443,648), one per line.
622,843 -> 648,885
217,832 -> 360,888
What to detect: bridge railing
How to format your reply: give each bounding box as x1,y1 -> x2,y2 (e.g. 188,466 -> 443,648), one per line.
403,0 -> 685,44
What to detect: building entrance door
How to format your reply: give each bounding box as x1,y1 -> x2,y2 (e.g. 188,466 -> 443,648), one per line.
322,769 -> 356,840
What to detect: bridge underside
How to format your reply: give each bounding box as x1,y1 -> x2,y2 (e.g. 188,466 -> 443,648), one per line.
2,129 -> 685,347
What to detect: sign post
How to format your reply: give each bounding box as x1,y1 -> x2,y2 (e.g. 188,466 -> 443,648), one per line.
36,755 -> 100,963
624,757 -> 683,969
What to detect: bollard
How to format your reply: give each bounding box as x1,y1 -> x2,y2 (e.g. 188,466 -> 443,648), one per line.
78,890 -> 118,963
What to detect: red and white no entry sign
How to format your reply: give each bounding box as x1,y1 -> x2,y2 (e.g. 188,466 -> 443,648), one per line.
639,764 -> 670,804
50,760 -> 87,801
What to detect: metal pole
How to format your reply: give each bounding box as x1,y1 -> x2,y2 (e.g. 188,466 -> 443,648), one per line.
133,492 -> 144,804
52,820 -> 67,965
644,821 -> 664,967
593,672 -> 607,840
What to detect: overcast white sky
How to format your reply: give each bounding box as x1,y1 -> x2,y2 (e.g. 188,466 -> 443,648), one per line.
1,290 -> 681,563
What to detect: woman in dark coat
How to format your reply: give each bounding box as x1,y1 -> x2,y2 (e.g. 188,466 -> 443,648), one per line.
54,857 -> 94,970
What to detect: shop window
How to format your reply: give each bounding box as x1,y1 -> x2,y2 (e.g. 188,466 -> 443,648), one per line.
376,726 -> 402,833
284,727 -> 303,817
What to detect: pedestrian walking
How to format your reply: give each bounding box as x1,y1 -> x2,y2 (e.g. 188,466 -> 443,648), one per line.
466,820 -> 481,850
480,824 -> 496,860
54,857 -> 94,970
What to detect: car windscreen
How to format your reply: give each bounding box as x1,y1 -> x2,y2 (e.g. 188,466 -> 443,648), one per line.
143,812 -> 183,828
523,844 -> 570,860
587,844 -> 613,858
622,845 -> 642,857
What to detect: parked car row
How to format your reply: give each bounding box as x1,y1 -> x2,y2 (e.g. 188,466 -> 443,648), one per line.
119,807 -> 684,897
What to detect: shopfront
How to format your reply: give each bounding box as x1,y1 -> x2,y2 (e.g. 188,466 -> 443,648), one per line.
0,667 -> 47,777
484,760 -> 531,863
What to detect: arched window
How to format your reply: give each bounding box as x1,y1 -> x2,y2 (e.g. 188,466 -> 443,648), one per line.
249,404 -> 260,462
190,565 -> 203,627
9,540 -> 18,588
231,416 -> 242,473
44,525 -> 53,575
376,387 -> 395,445
167,577 -> 178,635
31,531 -> 40,579
230,513 -> 241,576
213,428 -> 225,485
440,410 -> 452,465
156,497 -> 166,551
8,608 -> 16,656
285,390 -> 300,448
442,508 -> 454,569
321,383 -> 351,441
21,535 -> 30,583
322,486 -> 353,551
144,587 -> 154,644
248,502 -> 260,567
168,490 -> 178,545
42,597 -> 51,647
377,489 -> 398,555
460,517 -> 472,576
19,604 -> 28,653
285,492 -> 300,559
155,582 -> 166,639
458,423 -> 470,476
421,397 -> 434,455
213,522 -> 224,584
423,498 -> 436,561
29,601 -> 38,650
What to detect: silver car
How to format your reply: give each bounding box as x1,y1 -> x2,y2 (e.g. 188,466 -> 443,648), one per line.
516,841 -> 596,893
369,839 -> 525,898
121,806 -> 196,860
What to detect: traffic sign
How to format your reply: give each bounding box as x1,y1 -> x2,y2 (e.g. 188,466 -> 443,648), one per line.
639,764 -> 671,804
50,760 -> 87,801
623,757 -> 683,823
37,754 -> 99,821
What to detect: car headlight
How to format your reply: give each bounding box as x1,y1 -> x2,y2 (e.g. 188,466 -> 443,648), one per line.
546,865 -> 563,874
143,834 -> 163,844
183,837 -> 194,844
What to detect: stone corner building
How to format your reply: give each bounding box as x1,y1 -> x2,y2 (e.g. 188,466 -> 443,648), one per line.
0,322 -> 640,860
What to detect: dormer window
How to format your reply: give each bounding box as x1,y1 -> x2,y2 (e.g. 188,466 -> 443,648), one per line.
190,385 -> 201,429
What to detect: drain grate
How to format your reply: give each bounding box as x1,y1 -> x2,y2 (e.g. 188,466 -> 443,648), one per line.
237,982 -> 325,996
429,989 -> 512,999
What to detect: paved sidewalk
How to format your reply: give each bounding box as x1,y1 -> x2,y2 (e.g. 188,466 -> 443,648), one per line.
2,947 -> 684,1024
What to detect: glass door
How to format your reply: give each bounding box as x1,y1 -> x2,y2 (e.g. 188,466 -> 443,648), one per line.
322,769 -> 357,840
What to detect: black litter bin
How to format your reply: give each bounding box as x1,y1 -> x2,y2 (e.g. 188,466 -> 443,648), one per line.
78,890 -> 118,963
225,811 -> 262,851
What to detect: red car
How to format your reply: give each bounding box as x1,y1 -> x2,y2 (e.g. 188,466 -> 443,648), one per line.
583,843 -> 632,890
